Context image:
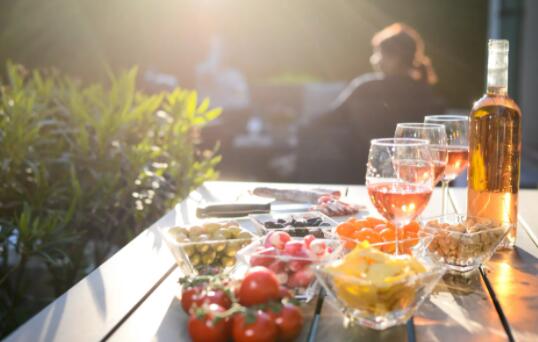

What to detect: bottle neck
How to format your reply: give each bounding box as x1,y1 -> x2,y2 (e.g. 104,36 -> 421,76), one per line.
486,40 -> 509,96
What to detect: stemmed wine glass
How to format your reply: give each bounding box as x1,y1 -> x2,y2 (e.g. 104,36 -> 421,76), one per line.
395,123 -> 448,185
424,115 -> 469,214
366,138 -> 435,253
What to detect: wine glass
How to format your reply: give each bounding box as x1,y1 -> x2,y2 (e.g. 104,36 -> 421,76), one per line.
424,115 -> 469,214
366,138 -> 435,253
395,123 -> 448,185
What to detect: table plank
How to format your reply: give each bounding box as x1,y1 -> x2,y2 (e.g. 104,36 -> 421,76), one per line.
108,266 -> 319,342
4,189 -> 206,342
451,188 -> 538,342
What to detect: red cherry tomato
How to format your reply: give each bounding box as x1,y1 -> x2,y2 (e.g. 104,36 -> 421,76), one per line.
181,286 -> 202,313
278,286 -> 292,300
232,311 -> 278,342
203,290 -> 232,309
274,303 -> 304,342
238,267 -> 280,306
188,304 -> 230,342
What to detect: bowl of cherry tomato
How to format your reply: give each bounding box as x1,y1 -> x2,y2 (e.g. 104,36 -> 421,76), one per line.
235,231 -> 345,301
334,217 -> 432,255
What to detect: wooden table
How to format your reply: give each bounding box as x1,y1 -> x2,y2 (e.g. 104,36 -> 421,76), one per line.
5,181 -> 538,342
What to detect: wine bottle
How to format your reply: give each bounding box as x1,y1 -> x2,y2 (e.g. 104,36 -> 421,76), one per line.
467,39 -> 521,248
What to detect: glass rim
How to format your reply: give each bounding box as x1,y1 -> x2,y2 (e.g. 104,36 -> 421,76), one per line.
370,138 -> 430,147
314,255 -> 446,286
424,115 -> 469,122
396,122 -> 446,130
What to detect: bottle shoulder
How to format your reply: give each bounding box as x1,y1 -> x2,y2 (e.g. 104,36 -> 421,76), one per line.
471,94 -> 521,113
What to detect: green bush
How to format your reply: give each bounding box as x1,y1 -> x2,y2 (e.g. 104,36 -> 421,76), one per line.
0,62 -> 221,335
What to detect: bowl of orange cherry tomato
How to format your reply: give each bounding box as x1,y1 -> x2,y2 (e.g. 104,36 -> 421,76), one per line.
334,217 -> 432,255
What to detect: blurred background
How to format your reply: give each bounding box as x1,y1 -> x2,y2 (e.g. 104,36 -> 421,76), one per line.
0,0 -> 536,186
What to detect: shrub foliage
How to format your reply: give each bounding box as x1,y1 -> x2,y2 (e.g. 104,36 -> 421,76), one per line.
0,62 -> 220,335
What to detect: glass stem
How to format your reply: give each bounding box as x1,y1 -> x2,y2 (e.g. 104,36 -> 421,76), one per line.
441,180 -> 450,215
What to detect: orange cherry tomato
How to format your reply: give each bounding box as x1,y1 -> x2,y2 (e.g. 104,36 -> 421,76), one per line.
336,223 -> 355,237
373,224 -> 387,233
344,239 -> 356,249
381,242 -> 396,254
380,228 -> 396,242
404,221 -> 420,234
365,217 -> 385,228
354,228 -> 383,244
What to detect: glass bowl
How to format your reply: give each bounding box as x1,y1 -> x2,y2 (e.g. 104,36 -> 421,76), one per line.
235,234 -> 345,301
162,220 -> 256,275
422,214 -> 513,272
339,232 -> 434,256
250,211 -> 337,238
314,241 -> 446,330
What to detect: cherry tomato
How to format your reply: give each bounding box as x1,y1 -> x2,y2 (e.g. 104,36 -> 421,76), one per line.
278,286 -> 292,300
273,303 -> 304,342
232,311 -> 278,342
336,223 -> 355,237
238,267 -> 280,306
373,224 -> 388,233
380,228 -> 396,242
188,304 -> 230,342
181,286 -> 202,313
404,221 -> 420,234
365,217 -> 385,228
353,227 -> 382,244
203,290 -> 232,309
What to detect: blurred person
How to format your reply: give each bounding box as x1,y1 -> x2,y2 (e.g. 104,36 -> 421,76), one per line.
295,23 -> 444,184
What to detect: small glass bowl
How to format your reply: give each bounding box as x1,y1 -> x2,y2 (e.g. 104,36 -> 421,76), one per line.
314,242 -> 445,330
422,214 -> 513,272
250,211 -> 337,238
235,236 -> 345,301
162,220 -> 256,275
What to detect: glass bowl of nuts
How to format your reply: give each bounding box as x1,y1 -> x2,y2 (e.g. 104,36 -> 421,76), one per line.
162,220 -> 256,275
422,214 -> 513,272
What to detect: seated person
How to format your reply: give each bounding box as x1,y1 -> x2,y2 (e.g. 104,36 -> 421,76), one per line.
296,23 -> 444,184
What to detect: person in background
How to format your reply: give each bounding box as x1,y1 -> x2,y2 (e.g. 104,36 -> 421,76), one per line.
295,22 -> 444,184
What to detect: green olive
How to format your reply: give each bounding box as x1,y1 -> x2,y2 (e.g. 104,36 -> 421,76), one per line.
227,226 -> 242,238
183,245 -> 196,257
201,250 -> 217,264
211,231 -> 227,241
237,231 -> 252,240
188,225 -> 204,238
225,243 -> 242,257
169,226 -> 188,236
203,223 -> 221,234
189,253 -> 201,266
173,233 -> 189,243
221,256 -> 235,267
218,227 -> 234,239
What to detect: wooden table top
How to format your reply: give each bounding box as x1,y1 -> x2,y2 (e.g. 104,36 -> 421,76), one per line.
5,181 -> 538,342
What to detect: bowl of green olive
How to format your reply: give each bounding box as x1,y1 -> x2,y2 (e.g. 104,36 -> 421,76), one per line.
163,220 -> 256,275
